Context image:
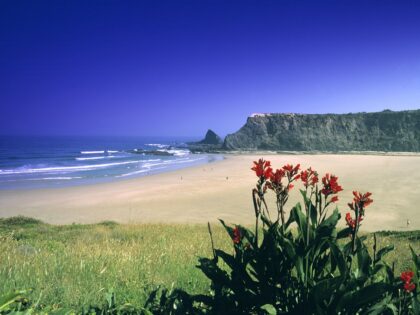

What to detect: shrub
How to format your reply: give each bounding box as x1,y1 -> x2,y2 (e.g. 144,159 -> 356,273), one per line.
0,216 -> 43,227
149,158 -> 420,314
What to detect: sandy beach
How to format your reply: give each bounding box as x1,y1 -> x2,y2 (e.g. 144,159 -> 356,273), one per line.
0,154 -> 419,231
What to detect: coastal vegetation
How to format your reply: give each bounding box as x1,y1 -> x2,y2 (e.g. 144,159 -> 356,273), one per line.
1,159 -> 419,313
0,218 -> 419,313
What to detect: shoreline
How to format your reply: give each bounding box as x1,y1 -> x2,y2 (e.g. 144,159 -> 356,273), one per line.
0,154 -> 419,231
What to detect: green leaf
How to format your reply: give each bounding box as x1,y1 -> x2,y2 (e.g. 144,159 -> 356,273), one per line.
309,202 -> 318,226
362,295 -> 398,315
219,219 -> 234,239
336,283 -> 392,313
375,245 -> 394,264
299,190 -> 317,225
356,239 -> 372,277
0,291 -> 27,311
215,249 -> 237,268
316,209 -> 340,240
197,257 -> 231,287
329,242 -> 347,276
290,203 -> 307,240
410,246 -> 420,294
412,295 -> 420,315
337,227 -> 351,239
260,303 -> 277,315
295,256 -> 305,282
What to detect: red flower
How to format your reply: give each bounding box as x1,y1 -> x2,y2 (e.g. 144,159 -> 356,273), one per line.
300,167 -> 319,188
401,270 -> 416,293
401,271 -> 414,283
352,191 -> 373,208
331,196 -> 339,203
345,212 -> 363,230
252,159 -> 273,179
269,168 -> 286,187
232,226 -> 241,244
404,282 -> 416,293
282,163 -> 301,180
321,173 -> 343,196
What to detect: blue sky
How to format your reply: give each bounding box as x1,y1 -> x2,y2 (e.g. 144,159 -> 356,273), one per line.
1,0 -> 419,137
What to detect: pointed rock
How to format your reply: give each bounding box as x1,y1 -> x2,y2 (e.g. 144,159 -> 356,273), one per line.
199,129 -> 222,145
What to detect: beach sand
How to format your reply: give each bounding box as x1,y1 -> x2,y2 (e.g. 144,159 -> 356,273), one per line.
0,154 -> 419,231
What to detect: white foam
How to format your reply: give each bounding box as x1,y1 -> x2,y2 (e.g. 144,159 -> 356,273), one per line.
146,143 -> 169,149
166,149 -> 190,157
155,148 -> 190,157
80,151 -> 105,154
0,161 -> 141,175
142,162 -> 166,168
43,177 -> 82,180
76,156 -> 107,161
116,166 -> 166,177
107,150 -> 118,153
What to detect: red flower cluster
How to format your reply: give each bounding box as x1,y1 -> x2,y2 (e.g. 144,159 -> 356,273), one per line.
232,226 -> 241,244
300,167 -> 319,188
282,164 -> 301,180
346,191 -> 372,230
321,174 -> 343,197
269,168 -> 285,187
401,271 -> 416,293
252,159 -> 273,179
352,191 -> 373,209
345,212 -> 363,230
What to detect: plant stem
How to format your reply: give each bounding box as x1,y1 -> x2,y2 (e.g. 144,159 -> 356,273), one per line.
207,222 -> 216,259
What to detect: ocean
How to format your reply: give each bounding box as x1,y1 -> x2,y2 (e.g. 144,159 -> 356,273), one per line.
0,136 -> 223,190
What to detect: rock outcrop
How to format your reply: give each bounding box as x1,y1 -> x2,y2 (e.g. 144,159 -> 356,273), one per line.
188,129 -> 223,152
223,110 -> 420,152
199,129 -> 223,145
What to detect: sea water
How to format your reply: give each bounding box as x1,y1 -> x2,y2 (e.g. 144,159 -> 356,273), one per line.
0,136 -> 222,190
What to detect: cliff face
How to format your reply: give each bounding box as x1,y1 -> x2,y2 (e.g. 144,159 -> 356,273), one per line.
223,110 -> 420,152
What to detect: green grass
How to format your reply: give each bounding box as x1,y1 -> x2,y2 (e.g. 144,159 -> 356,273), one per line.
0,216 -> 419,311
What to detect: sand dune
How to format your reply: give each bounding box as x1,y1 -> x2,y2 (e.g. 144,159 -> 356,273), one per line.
0,154 -> 418,231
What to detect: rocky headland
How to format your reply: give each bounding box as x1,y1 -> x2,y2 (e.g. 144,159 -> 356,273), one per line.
222,109 -> 420,152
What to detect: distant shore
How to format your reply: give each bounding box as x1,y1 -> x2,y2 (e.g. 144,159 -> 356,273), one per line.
0,154 -> 419,231
208,150 -> 420,156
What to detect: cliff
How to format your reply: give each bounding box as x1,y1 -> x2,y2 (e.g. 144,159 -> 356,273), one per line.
223,110 -> 420,152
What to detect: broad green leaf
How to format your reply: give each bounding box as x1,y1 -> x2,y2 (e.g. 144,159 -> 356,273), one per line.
329,242 -> 347,276
375,245 -> 394,264
337,283 -> 392,313
260,303 -> 277,315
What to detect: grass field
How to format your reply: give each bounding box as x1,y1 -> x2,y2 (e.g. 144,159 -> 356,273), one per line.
0,216 -> 419,311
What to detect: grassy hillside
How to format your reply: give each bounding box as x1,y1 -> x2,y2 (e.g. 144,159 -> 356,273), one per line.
0,216 -> 418,311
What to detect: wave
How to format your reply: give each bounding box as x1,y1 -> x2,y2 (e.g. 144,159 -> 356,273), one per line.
116,166 -> 166,178
107,150 -> 119,153
80,151 -> 105,154
28,176 -> 83,181
165,149 -> 189,157
76,156 -> 107,161
145,143 -> 169,149
0,160 -> 141,175
141,157 -> 203,169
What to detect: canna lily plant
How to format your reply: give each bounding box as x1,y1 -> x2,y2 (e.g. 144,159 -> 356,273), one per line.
188,158 -> 420,314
